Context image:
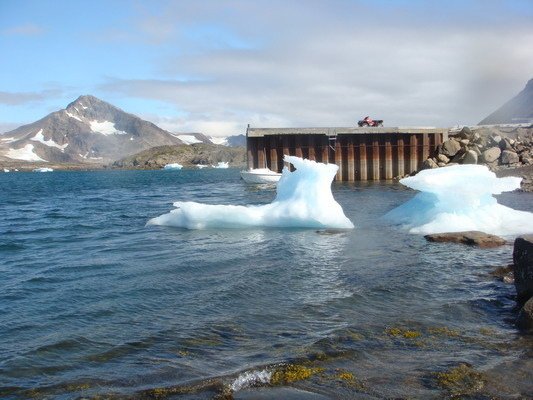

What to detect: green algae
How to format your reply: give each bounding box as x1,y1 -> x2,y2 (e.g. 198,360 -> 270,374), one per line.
385,327 -> 421,339
270,364 -> 324,385
435,363 -> 485,396
428,326 -> 461,337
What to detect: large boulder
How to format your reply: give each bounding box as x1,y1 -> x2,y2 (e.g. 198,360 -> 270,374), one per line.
516,297 -> 533,331
437,154 -> 450,164
425,231 -> 507,248
462,150 -> 478,164
501,150 -> 520,165
422,158 -> 439,169
482,147 -> 501,163
513,235 -> 533,304
440,139 -> 462,157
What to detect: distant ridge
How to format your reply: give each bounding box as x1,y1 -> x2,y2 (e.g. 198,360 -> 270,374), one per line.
479,79 -> 533,125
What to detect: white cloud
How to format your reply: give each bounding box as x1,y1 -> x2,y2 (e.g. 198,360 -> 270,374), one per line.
2,23 -> 45,36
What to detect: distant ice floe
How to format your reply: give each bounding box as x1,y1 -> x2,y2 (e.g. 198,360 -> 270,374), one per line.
148,155 -> 354,229
195,164 -> 207,169
3,168 -> 9,172
6,144 -> 47,162
89,120 -> 127,135
385,164 -> 533,236
213,161 -> 229,169
163,163 -> 183,170
33,167 -> 53,172
31,129 -> 68,151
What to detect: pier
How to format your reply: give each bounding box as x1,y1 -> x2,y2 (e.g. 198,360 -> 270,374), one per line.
246,126 -> 448,181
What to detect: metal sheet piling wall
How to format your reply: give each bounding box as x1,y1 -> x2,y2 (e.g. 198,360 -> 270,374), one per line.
246,127 -> 447,181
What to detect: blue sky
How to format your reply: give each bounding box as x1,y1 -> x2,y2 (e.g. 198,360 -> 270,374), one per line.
1,0 -> 532,135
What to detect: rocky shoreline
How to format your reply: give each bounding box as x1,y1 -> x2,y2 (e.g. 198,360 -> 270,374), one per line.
420,125 -> 533,191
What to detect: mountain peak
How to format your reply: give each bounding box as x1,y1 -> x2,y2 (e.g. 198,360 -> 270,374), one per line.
66,94 -> 110,111
479,78 -> 533,125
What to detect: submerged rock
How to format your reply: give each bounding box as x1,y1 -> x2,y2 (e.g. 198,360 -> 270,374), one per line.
513,235 -> 533,304
424,231 -> 507,248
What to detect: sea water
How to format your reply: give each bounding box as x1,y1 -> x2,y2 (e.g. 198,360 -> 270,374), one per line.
1,169 -> 532,399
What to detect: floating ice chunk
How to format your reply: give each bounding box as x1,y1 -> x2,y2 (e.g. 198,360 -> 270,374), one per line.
33,167 -> 53,172
195,164 -> 207,169
163,163 -> 183,170
3,168 -> 9,172
386,164 -> 533,236
213,161 -> 229,169
148,155 -> 354,229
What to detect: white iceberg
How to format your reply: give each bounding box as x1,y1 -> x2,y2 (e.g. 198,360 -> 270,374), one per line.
213,161 -> 229,169
148,155 -> 354,229
3,168 -> 9,173
163,163 -> 183,170
33,167 -> 54,172
195,164 -> 208,169
385,164 -> 533,236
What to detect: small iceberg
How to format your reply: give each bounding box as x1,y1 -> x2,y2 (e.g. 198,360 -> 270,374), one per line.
212,161 -> 229,169
241,168 -> 282,184
163,163 -> 183,170
148,155 -> 354,229
33,167 -> 54,172
195,164 -> 208,169
3,168 -> 9,173
385,164 -> 533,236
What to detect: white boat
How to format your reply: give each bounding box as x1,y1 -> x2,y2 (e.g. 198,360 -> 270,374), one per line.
240,168 -> 282,184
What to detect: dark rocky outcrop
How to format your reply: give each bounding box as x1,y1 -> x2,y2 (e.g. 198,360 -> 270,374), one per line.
513,235 -> 533,304
516,297 -> 533,331
424,231 -> 507,248
512,235 -> 533,332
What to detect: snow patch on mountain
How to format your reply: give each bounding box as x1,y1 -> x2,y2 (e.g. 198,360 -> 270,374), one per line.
31,129 -> 68,151
65,110 -> 83,122
6,144 -> 47,162
90,120 -> 128,135
176,135 -> 203,145
209,136 -> 228,146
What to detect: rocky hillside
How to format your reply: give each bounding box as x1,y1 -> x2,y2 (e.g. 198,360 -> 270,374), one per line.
112,143 -> 246,169
0,95 -> 183,164
479,79 -> 533,125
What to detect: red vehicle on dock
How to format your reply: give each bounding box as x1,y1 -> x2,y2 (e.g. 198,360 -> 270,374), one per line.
358,116 -> 383,127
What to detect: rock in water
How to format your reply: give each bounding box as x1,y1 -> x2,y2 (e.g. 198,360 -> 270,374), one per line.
513,235 -> 533,304
424,231 -> 506,248
516,297 -> 533,331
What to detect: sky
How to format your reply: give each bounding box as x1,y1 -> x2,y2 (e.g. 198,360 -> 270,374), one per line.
1,0 -> 532,136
